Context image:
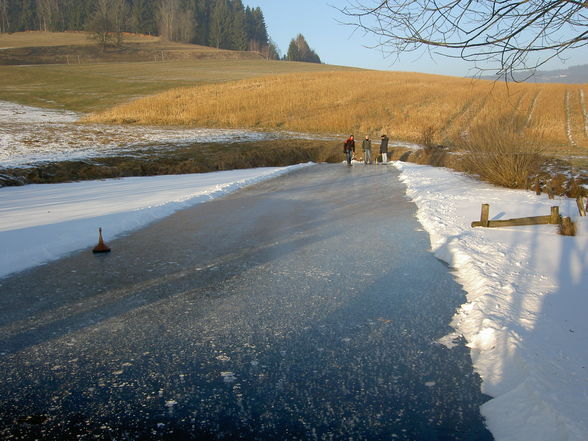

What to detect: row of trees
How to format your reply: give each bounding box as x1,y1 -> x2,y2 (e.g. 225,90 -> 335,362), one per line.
0,0 -> 323,63
0,0 -> 273,56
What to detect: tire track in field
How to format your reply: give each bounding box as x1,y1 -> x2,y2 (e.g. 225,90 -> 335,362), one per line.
439,92 -> 489,141
565,90 -> 577,147
525,91 -> 541,127
580,89 -> 588,138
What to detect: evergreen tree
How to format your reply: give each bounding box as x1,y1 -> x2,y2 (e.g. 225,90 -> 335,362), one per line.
18,0 -> 37,30
131,0 -> 157,35
192,0 -> 211,45
208,0 -> 230,49
62,0 -> 92,30
286,34 -> 321,63
245,6 -> 267,52
230,0 -> 247,51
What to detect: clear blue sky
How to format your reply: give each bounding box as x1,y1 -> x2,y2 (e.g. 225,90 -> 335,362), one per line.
243,0 -> 588,77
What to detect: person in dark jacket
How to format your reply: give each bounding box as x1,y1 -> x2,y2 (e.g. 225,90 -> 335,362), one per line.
362,135 -> 372,164
343,135 -> 355,165
380,134 -> 389,164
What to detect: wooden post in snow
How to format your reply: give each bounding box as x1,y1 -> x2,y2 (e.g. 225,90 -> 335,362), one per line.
577,197 -> 587,216
472,205 -> 562,228
550,206 -> 560,224
480,204 -> 490,227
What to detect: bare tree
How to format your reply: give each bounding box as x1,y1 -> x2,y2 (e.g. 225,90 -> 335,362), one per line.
338,0 -> 588,79
157,0 -> 195,42
177,5 -> 196,43
156,0 -> 180,41
0,0 -> 9,33
87,0 -> 128,50
36,0 -> 62,31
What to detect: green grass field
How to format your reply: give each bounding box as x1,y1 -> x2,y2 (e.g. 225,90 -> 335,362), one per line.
0,32 -> 355,112
0,59 -> 352,112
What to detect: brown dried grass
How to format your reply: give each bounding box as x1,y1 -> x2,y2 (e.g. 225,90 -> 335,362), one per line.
457,114 -> 547,188
85,71 -> 588,155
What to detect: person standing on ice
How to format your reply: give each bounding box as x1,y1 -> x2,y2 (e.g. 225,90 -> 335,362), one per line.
380,134 -> 389,164
362,135 -> 372,164
343,135 -> 355,165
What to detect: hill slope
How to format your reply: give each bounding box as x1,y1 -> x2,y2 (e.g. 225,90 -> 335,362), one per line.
0,32 -> 353,112
0,31 -> 264,65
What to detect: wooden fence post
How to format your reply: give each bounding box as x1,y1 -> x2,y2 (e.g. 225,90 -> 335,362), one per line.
577,197 -> 587,216
550,206 -> 560,224
480,204 -> 490,227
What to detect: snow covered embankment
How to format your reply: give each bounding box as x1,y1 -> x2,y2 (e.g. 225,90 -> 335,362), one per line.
394,162 -> 588,441
0,165 -> 311,280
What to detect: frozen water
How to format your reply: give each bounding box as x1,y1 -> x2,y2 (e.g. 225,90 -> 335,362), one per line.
0,100 -> 331,168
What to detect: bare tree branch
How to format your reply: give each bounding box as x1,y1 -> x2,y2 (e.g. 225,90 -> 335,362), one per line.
337,0 -> 588,79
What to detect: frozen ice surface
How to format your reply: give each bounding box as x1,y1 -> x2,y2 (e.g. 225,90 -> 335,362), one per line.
0,100 -> 330,168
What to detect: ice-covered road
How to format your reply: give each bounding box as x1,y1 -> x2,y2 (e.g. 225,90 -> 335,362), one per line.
0,164 -> 492,440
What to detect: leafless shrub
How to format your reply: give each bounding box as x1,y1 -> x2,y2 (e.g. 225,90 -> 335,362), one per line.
458,114 -> 546,189
566,177 -> 587,198
559,217 -> 576,236
419,126 -> 437,149
550,174 -> 568,196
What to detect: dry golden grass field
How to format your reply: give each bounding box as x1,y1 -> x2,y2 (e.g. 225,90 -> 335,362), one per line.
86,70 -> 588,155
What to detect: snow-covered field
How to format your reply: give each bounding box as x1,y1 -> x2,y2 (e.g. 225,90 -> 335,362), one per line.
0,100 -> 326,168
393,162 -> 587,441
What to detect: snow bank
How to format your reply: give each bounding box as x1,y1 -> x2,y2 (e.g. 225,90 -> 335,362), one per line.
0,165 -> 311,279
393,161 -> 588,441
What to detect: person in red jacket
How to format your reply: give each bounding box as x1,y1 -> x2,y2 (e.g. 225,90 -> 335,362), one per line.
343,135 -> 355,165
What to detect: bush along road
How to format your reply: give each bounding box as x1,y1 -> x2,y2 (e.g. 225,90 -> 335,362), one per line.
0,164 -> 493,440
